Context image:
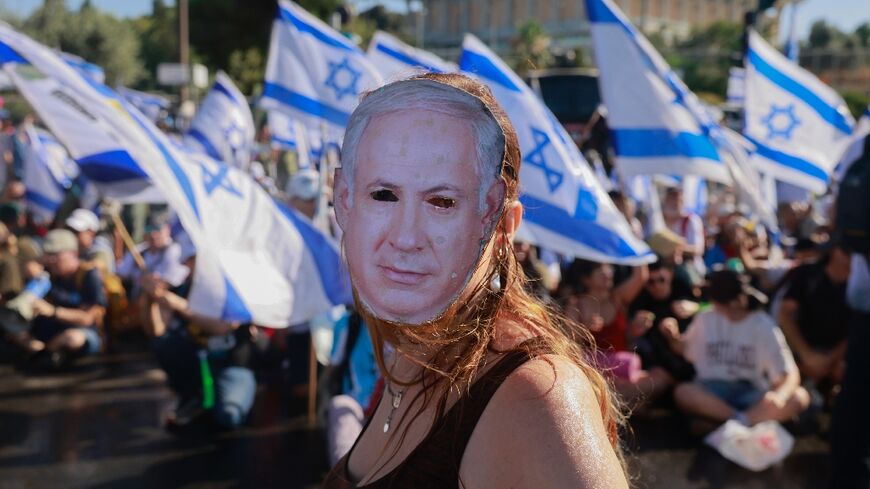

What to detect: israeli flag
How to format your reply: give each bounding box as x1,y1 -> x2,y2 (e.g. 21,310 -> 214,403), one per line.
367,30 -> 455,81
267,110 -> 318,168
261,1 -> 383,140
21,125 -> 77,223
0,30 -> 161,203
585,0 -> 731,184
835,106 -> 870,181
184,71 -> 255,168
726,67 -> 745,107
0,24 -> 351,327
59,52 -> 105,84
744,30 -> 855,194
117,86 -> 170,123
459,34 -> 653,265
681,175 -> 707,217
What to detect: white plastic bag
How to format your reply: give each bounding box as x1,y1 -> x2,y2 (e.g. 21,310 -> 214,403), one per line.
704,420 -> 795,472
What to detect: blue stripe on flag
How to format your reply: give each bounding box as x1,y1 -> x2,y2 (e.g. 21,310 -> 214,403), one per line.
0,41 -> 27,65
187,128 -> 223,161
747,48 -> 853,135
212,82 -> 239,103
458,49 -> 522,92
275,200 -> 352,306
77,150 -> 150,182
585,0 -> 621,23
278,4 -> 356,53
263,82 -> 351,127
24,190 -> 62,212
520,194 -> 648,258
611,128 -> 721,161
747,136 -> 829,184
271,136 -> 297,149
221,276 -> 253,323
124,102 -> 202,222
375,43 -> 444,72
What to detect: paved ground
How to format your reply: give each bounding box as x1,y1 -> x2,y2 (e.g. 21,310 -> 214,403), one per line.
0,338 -> 832,489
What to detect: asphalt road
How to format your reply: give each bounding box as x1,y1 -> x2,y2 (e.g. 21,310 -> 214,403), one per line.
0,338 -> 832,489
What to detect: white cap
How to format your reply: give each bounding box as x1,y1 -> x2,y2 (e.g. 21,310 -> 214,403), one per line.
66,209 -> 100,233
286,169 -> 320,201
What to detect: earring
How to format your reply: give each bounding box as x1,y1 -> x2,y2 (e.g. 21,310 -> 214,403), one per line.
489,273 -> 501,292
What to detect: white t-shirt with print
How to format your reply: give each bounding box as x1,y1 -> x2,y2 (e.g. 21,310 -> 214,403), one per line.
683,309 -> 796,390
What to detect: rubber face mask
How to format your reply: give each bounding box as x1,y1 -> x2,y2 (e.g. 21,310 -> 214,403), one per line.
336,108 -> 504,326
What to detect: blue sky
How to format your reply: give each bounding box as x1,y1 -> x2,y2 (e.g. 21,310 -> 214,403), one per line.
2,0 -> 868,41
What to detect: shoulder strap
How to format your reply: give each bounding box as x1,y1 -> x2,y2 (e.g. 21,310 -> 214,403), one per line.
441,343 -> 548,468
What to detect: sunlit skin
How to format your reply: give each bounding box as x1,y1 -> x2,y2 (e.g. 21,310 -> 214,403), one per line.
334,109 -> 503,324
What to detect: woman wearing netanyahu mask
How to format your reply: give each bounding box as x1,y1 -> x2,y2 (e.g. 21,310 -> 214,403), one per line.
324,73 -> 628,489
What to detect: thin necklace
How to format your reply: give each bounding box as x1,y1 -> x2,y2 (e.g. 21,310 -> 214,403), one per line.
383,382 -> 406,433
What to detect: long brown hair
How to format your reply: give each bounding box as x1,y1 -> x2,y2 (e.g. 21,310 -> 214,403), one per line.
344,73 -> 625,464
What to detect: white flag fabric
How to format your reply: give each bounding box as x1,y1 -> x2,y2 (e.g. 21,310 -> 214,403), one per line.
0,24 -> 351,327
0,34 -> 161,203
681,175 -> 707,217
835,106 -> 870,182
21,125 -> 77,223
184,71 -> 255,169
267,110 -> 319,168
745,30 -> 854,193
117,86 -> 171,122
366,30 -> 455,81
59,52 -> 105,84
585,0 -> 731,184
459,34 -> 653,265
727,67 -> 745,107
261,0 -> 383,140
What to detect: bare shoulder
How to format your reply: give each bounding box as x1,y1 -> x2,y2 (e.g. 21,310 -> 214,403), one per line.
461,354 -> 629,489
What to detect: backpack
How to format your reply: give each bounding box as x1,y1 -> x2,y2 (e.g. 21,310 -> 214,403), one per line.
836,136 -> 870,255
75,262 -> 129,334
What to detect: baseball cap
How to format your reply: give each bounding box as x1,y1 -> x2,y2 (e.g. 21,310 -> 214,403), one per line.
286,169 -> 320,201
145,211 -> 171,233
43,229 -> 78,254
66,209 -> 100,233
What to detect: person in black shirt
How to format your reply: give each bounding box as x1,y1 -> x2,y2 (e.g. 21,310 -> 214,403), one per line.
629,260 -> 699,382
778,245 -> 851,384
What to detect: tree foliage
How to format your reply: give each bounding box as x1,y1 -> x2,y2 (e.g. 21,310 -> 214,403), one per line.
17,0 -> 144,85
512,20 -> 553,76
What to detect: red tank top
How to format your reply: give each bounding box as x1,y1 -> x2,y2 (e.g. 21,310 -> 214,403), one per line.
592,308 -> 628,352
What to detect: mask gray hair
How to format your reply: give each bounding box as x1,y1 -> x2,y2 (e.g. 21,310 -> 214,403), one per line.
339,78 -> 506,211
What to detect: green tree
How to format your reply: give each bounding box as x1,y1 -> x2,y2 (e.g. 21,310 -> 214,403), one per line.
19,0 -> 144,86
131,0 -> 178,89
669,21 -> 743,100
227,47 -> 265,96
512,20 -> 552,76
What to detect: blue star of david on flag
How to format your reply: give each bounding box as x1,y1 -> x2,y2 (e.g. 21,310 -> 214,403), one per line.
524,127 -> 564,193
324,57 -> 362,101
199,161 -> 243,198
761,104 -> 801,140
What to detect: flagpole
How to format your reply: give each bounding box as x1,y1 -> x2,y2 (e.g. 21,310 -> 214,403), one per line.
109,209 -> 146,271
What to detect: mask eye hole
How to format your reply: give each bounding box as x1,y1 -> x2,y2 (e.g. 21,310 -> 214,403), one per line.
428,196 -> 456,209
371,189 -> 398,202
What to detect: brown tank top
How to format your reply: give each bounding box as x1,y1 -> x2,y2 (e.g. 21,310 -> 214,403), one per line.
321,343 -> 547,489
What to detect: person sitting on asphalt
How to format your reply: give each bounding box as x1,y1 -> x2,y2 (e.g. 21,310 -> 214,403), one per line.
140,239 -> 258,431
629,259 -> 699,385
663,269 -> 810,430
777,243 -> 851,390
18,229 -> 107,368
